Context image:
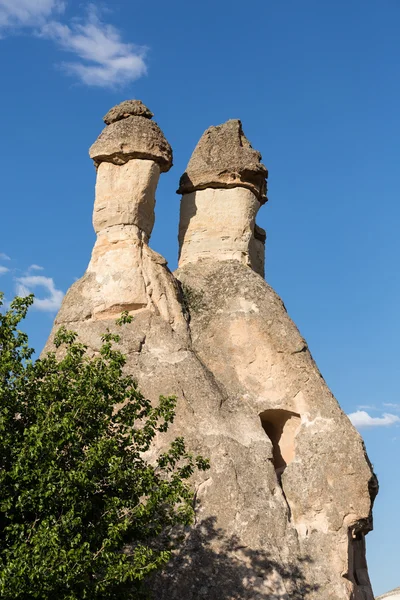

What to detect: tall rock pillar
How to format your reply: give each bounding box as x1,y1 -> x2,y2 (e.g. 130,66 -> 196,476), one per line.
177,119 -> 268,277
48,100 -> 185,331
175,121 -> 377,600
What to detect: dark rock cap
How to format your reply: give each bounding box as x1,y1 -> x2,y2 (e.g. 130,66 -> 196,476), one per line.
90,101 -> 172,172
177,119 -> 268,202
103,100 -> 154,124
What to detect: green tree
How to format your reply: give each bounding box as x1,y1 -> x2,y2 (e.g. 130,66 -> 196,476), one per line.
0,293 -> 208,599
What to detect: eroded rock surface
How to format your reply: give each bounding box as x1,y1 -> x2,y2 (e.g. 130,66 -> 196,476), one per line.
172,259 -> 377,600
177,119 -> 268,202
178,120 -> 267,277
59,102 -> 181,325
103,99 -> 154,124
44,101 -> 377,600
178,186 -> 266,276
90,101 -> 172,171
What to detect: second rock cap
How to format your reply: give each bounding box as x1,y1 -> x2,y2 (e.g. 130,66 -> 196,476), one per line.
177,119 -> 268,203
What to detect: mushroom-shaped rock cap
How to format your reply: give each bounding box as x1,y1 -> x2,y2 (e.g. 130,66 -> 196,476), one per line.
89,101 -> 172,172
103,100 -> 154,124
177,119 -> 268,202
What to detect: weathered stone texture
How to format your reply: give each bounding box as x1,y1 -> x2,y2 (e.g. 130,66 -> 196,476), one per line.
93,160 -> 160,236
177,119 -> 268,202
178,120 -> 268,277
46,259 -> 376,600
178,187 -> 265,276
103,99 -> 154,124
172,259 -> 376,600
89,116 -> 172,172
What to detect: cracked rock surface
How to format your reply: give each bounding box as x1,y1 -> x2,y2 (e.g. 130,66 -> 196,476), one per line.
177,119 -> 268,202
90,102 -> 172,172
103,99 -> 154,124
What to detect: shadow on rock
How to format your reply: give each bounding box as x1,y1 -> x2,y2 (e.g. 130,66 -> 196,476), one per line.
150,516 -> 319,599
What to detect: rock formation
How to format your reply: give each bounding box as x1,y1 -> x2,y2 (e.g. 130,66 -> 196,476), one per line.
63,101 -> 182,327
177,119 -> 267,277
44,101 -> 378,600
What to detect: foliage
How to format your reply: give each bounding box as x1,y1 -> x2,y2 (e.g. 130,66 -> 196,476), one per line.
180,283 -> 205,315
0,294 -> 209,599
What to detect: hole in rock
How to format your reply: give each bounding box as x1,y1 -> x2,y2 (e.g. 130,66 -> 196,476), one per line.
259,409 -> 301,477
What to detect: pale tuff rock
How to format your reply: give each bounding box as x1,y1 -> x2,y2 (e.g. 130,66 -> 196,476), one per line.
172,260 -> 377,600
93,160 -> 159,236
178,121 -> 267,276
178,187 -> 266,276
177,119 -> 268,202
44,101 -> 377,600
89,101 -> 172,172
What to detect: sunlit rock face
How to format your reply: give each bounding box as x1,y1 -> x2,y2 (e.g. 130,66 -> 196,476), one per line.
178,187 -> 266,276
44,102 -> 378,600
53,101 -> 184,327
177,119 -> 267,277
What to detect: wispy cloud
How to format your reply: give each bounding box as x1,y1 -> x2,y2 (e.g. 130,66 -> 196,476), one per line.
383,403 -> 400,411
15,275 -> 64,312
0,1 -> 147,88
0,252 -> 10,260
27,264 -> 44,271
41,6 -> 147,87
0,0 -> 64,29
0,265 -> 9,275
348,410 -> 400,430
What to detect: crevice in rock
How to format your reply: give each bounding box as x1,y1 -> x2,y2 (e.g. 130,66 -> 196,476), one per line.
259,409 -> 301,522
138,334 -> 146,353
345,529 -> 374,600
291,344 -> 308,355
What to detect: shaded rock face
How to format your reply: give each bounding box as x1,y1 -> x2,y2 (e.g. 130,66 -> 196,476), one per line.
44,102 -> 377,600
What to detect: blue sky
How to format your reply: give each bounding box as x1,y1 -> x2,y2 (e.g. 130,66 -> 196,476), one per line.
0,0 -> 399,595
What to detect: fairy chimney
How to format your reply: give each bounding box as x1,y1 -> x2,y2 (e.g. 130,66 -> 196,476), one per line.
177,119 -> 268,277
74,100 -> 184,325
44,102 -> 378,600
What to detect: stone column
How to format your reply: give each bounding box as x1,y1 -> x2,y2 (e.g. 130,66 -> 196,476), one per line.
177,119 -> 268,277
85,100 -> 175,320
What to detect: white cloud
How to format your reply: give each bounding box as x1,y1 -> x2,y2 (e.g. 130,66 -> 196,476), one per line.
40,6 -> 147,87
27,264 -> 44,271
348,410 -> 400,430
0,265 -> 9,275
0,1 -> 147,88
0,0 -> 64,29
0,253 -> 10,260
15,275 -> 64,312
